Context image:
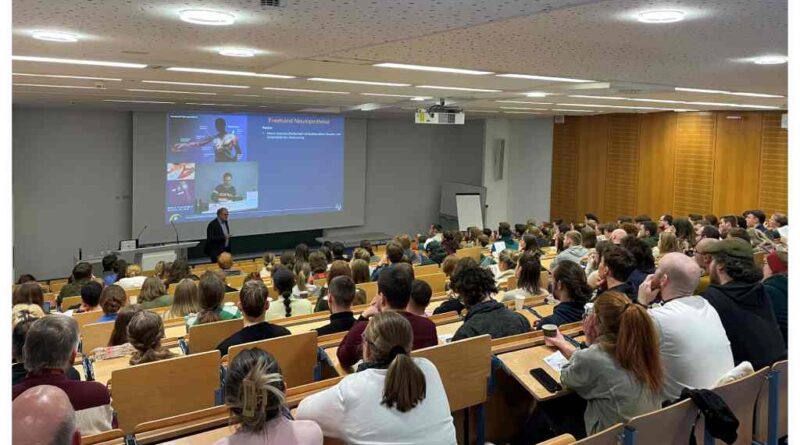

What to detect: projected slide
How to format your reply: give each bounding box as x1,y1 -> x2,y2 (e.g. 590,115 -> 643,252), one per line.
165,113 -> 344,224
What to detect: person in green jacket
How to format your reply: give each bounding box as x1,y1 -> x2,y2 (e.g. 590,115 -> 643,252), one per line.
137,276 -> 173,309
762,251 -> 788,347
57,262 -> 95,309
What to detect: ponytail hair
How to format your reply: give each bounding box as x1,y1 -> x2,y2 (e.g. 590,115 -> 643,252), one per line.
271,267 -> 296,318
225,348 -> 287,433
364,312 -> 426,412
595,291 -> 663,394
127,311 -> 176,365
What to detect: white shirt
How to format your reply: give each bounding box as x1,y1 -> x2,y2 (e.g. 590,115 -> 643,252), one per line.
423,233 -> 443,249
648,296 -> 735,401
115,275 -> 147,290
265,295 -> 313,320
296,357 -> 457,445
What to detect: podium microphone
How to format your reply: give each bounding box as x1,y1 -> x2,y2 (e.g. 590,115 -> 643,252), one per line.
169,214 -> 181,245
135,225 -> 148,247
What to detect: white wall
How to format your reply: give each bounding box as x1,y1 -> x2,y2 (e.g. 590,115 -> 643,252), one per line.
13,108 -> 485,279
13,107 -> 133,280
482,117 -> 553,229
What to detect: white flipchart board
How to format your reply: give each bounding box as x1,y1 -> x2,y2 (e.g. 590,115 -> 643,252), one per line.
455,193 -> 484,231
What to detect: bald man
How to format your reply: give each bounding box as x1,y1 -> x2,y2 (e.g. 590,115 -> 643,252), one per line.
609,228 -> 627,245
638,253 -> 734,401
13,385 -> 80,445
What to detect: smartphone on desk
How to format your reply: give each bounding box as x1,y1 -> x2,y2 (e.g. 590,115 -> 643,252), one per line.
529,367 -> 562,393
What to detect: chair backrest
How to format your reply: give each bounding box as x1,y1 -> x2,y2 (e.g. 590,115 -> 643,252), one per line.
167,283 -> 178,295
73,310 -> 104,332
61,295 -> 83,310
50,281 -> 67,293
187,319 -> 243,353
625,398 -> 699,445
313,278 -> 327,288
573,423 -> 623,445
356,281 -> 378,301
540,270 -> 551,291
538,434 -> 576,445
754,360 -> 788,442
455,246 -> 482,261
240,263 -> 258,274
414,263 -> 440,276
81,321 -> 116,353
417,273 -> 447,293
706,367 -> 769,445
222,291 -> 239,305
504,276 -> 518,290
111,350 -> 221,434
753,251 -> 765,268
226,274 -> 245,290
124,288 -> 140,300
412,334 -> 491,412
227,331 -> 318,388
81,428 -> 126,445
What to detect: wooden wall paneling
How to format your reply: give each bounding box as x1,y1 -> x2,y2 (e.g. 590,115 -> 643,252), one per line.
550,116 -> 580,222
712,112 -> 763,216
602,114 -> 641,222
758,113 -> 788,215
637,112 -> 677,217
576,115 -> 609,222
673,113 -> 717,216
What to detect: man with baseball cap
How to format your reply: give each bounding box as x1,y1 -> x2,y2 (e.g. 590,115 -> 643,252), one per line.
701,238 -> 786,370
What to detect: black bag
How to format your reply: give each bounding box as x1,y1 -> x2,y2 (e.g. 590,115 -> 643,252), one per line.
679,388 -> 739,445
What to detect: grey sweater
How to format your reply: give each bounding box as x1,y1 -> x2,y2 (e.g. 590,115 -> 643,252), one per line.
452,300 -> 531,341
549,246 -> 589,271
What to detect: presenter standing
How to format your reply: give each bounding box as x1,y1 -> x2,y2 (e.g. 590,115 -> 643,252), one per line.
205,208 -> 231,262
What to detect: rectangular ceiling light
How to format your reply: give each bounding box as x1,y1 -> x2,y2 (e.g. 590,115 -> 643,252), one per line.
126,88 -> 217,95
167,67 -> 295,79
13,73 -> 123,81
416,85 -> 502,92
496,100 -> 554,105
13,83 -> 98,89
496,73 -> 594,83
464,109 -> 500,113
104,99 -> 175,104
308,77 -> 411,87
728,92 -> 784,98
500,106 -> 548,110
185,103 -> 247,107
551,108 -> 595,112
13,55 -> 147,68
503,111 -> 544,114
568,95 -> 631,100
676,87 -> 784,98
262,87 -> 350,94
141,80 -> 249,89
684,101 -> 781,109
675,87 -> 728,94
373,62 -> 493,75
361,93 -> 433,99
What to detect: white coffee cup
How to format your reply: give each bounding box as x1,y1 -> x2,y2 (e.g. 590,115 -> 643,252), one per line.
514,295 -> 526,312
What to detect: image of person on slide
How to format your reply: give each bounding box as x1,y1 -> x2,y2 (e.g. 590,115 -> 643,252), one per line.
171,117 -> 242,162
211,172 -> 238,203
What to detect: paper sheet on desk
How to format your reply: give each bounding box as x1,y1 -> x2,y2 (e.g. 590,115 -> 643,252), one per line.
439,334 -> 454,344
543,351 -> 568,373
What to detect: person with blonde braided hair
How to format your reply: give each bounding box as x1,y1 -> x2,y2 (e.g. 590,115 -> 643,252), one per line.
127,311 -> 176,366
216,348 -> 322,445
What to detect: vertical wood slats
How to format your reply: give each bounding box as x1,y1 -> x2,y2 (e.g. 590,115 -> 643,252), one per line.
758,113 -> 788,215
603,115 -> 640,222
673,113 -> 716,216
550,118 -> 579,221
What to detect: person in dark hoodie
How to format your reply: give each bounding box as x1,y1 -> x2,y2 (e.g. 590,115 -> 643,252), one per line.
597,245 -> 637,301
701,238 -> 786,370
451,265 -> 530,341
621,235 -> 656,296
761,251 -> 788,348
536,261 -> 592,329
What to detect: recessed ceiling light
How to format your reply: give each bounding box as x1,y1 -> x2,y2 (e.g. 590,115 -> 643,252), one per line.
556,103 -> 670,110
13,83 -> 97,89
410,97 -> 429,101
309,78 -> 411,87
361,93 -> 433,99
219,48 -> 255,58
12,55 -> 147,68
141,80 -> 248,89
728,92 -> 784,98
31,31 -> 78,42
496,73 -> 594,83
675,87 -> 784,98
185,103 -> 247,106
753,56 -> 787,65
262,87 -> 350,94
675,87 -> 728,94
13,73 -> 122,81
525,92 -> 549,97
415,85 -> 502,93
496,100 -> 554,105
500,106 -> 548,110
126,88 -> 217,95
373,62 -> 493,75
503,111 -> 543,115
167,67 -> 295,79
551,108 -> 595,113
233,94 -> 261,97
179,9 -> 236,26
568,95 -> 630,100
104,99 -> 175,104
637,10 -> 686,23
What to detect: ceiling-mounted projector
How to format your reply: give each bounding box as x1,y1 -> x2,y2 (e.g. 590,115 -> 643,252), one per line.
415,98 -> 465,125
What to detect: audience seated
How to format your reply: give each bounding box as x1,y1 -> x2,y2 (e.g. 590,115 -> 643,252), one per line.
544,291 -> 663,439
13,316 -> 114,435
186,272 -> 242,327
370,241 -> 405,281
407,279 -> 432,316
127,311 -> 177,365
57,262 -> 94,308
549,230 -> 588,271
154,261 -> 167,281
292,261 -> 315,297
308,251 -> 329,284
493,222 -> 519,251
13,281 -> 45,309
259,252 -> 276,279
638,221 -> 659,247
338,265 -> 437,368
747,227 -> 775,253
537,261 -> 591,328
330,241 -> 347,262
451,265 -> 530,341
494,249 -> 518,285
100,304 -> 141,358
295,243 -> 310,264
699,225 -> 721,240
116,264 -> 147,289
217,281 -> 290,356
217,252 -> 242,277
761,251 -> 788,348
76,281 -> 103,313
767,212 -> 789,241
701,238 -> 786,369
164,278 -> 200,319
217,348 -> 323,445
620,236 -> 656,295
350,247 -> 371,263
13,385 -> 81,445
504,251 -> 548,301
609,228 -> 627,245
13,313 -> 81,385
350,258 -> 370,283
423,239 -> 448,265
165,259 -> 193,287
137,276 -> 173,309
314,260 -> 352,312
297,312 -> 456,444
433,257 -> 477,316
637,253 -> 734,401
315,276 -> 357,336
597,246 -> 637,300
265,267 -> 313,321
96,285 -> 127,323
111,259 -> 128,285
101,254 -> 118,285
360,239 -> 381,263
745,209 -> 768,233
422,224 -> 444,249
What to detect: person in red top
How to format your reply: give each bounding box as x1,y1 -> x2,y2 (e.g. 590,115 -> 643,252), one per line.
337,264 -> 437,369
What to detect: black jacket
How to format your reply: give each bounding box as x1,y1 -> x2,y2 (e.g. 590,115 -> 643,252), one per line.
433,297 -> 465,316
315,311 -> 357,336
453,300 -> 531,341
216,322 -> 290,356
536,301 -> 585,329
762,274 -> 788,348
205,218 -> 230,260
702,281 -> 786,370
